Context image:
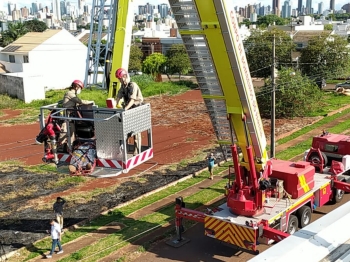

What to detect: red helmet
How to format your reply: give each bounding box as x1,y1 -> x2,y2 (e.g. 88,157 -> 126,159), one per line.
72,80 -> 84,89
115,68 -> 127,79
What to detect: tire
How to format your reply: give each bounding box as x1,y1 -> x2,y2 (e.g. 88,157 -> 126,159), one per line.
287,215 -> 298,235
296,206 -> 312,228
332,188 -> 344,204
308,152 -> 328,170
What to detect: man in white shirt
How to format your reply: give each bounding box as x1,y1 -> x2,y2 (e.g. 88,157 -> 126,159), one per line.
46,219 -> 63,258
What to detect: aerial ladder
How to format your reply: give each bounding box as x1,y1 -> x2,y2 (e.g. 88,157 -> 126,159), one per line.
165,0 -> 350,254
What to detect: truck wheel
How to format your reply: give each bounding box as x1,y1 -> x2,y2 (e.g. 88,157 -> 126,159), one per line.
308,152 -> 328,170
296,206 -> 311,228
287,215 -> 298,234
332,188 -> 344,204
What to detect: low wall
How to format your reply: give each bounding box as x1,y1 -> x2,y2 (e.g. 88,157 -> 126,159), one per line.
0,74 -> 45,103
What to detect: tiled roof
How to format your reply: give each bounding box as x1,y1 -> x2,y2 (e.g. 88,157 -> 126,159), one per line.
79,33 -> 107,45
292,30 -> 332,42
0,30 -> 61,53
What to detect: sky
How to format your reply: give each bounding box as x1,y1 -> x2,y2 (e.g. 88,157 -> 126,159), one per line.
1,0 -> 349,13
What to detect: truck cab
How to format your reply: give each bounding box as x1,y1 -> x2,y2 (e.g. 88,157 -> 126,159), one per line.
307,131 -> 350,168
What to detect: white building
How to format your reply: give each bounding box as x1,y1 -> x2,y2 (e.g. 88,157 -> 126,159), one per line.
0,29 -> 87,102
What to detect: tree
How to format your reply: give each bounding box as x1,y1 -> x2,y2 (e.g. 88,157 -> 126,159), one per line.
299,34 -> 350,79
245,29 -> 295,78
165,44 -> 191,79
0,22 -> 28,47
257,68 -> 322,118
324,24 -> 333,30
129,44 -> 143,71
256,15 -> 289,28
24,20 -> 48,32
142,52 -> 167,80
240,19 -> 252,27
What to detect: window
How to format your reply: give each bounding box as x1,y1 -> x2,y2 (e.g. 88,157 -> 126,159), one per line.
9,55 -> 15,63
325,144 -> 338,152
23,55 -> 29,63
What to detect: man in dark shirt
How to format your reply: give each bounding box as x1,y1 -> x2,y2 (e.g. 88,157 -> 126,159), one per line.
53,197 -> 66,232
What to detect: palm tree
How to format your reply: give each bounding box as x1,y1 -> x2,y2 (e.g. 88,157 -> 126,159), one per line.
0,22 -> 28,47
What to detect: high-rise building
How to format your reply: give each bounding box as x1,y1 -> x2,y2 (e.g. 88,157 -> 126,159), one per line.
272,0 -> 281,16
12,9 -> 21,21
31,2 -> 38,15
52,0 -> 61,21
138,5 -> 146,15
21,7 -> 29,18
78,0 -> 85,14
298,0 -> 303,12
158,4 -> 168,18
306,0 -> 312,14
250,12 -> 257,22
247,4 -> 254,19
317,2 -> 323,15
318,2 -> 324,14
238,7 -> 245,18
60,1 -> 67,16
8,2 -> 16,16
145,3 -> 154,15
255,3 -> 261,15
282,1 -> 291,18
84,5 -> 90,15
330,0 -> 335,11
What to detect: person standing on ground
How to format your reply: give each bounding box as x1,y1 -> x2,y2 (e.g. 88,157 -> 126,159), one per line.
53,197 -> 66,232
206,152 -> 216,180
114,68 -> 144,155
46,219 -> 63,258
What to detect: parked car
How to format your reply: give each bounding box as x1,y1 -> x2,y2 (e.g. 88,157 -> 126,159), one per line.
129,71 -> 143,76
335,81 -> 350,89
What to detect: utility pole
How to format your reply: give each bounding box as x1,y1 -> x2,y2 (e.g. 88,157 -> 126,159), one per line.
270,26 -> 276,158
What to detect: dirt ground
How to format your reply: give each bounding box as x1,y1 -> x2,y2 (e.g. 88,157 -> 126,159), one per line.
0,89 -> 319,257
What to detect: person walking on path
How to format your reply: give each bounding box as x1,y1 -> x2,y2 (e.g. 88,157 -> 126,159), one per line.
206,152 -> 216,180
46,219 -> 63,258
53,197 -> 66,232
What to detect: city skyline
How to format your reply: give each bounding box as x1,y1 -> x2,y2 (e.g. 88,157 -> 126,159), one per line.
1,0 -> 166,12
2,0 -> 350,14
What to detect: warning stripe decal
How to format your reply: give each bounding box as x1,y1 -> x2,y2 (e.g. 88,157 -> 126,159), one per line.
205,216 -> 256,249
58,148 -> 154,171
299,174 -> 310,193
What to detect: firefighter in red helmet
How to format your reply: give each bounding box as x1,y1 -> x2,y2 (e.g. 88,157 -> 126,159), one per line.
58,80 -> 91,152
62,80 -> 85,108
115,68 -> 144,155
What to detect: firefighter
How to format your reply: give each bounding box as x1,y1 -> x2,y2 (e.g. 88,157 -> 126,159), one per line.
58,80 -> 90,152
114,68 -> 144,155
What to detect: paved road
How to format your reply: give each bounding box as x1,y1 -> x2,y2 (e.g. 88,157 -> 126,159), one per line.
134,193 -> 350,262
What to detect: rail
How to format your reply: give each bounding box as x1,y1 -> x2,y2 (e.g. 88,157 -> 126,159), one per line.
248,200 -> 350,262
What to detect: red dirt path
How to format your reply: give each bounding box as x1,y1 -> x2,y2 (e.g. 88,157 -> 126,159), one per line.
0,90 -> 215,200
0,90 -> 317,201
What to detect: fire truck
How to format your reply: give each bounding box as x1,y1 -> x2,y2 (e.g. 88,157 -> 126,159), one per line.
160,0 -> 350,254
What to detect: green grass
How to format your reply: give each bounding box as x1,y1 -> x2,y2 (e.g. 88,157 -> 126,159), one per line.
276,116 -> 350,160
20,163 -> 230,261
277,107 -> 350,147
306,92 -> 350,117
58,179 -> 227,262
